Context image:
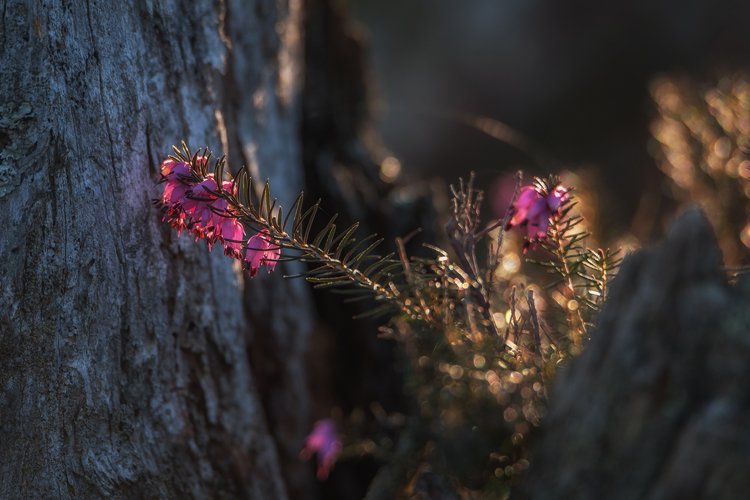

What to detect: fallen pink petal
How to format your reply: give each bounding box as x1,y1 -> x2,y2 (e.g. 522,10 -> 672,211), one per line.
300,419 -> 342,481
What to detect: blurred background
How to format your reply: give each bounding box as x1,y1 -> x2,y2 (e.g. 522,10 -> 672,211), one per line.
348,0 -> 750,246
305,2 -> 750,496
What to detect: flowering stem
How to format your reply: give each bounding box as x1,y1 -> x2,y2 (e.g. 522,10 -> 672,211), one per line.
548,216 -> 588,346
226,193 -> 432,321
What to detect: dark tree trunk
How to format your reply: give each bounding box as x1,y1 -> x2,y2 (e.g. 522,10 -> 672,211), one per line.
299,3 -> 438,496
521,208 -> 750,500
0,0 -> 315,497
301,0 -> 437,415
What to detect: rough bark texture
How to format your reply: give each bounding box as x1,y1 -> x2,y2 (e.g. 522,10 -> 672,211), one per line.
0,0 -> 313,497
521,207 -> 750,500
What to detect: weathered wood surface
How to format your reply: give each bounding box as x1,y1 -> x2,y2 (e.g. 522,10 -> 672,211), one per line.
521,207 -> 750,500
0,0 -> 314,497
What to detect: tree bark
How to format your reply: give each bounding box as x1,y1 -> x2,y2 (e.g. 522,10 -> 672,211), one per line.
521,207 -> 750,500
0,0 -> 313,497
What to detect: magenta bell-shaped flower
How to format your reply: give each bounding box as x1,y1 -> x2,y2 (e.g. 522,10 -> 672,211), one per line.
158,157 -> 259,269
243,229 -> 281,277
300,419 -> 342,480
505,182 -> 569,251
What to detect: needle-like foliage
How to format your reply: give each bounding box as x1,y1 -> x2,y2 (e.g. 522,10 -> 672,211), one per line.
158,143 -> 622,497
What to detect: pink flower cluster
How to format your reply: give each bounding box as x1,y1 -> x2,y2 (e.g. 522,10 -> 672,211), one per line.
159,157 -> 280,275
505,182 -> 569,250
300,419 -> 342,480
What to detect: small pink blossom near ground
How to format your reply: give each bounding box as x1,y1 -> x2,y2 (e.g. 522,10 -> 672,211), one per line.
505,182 -> 570,251
300,419 -> 342,480
158,156 -> 278,274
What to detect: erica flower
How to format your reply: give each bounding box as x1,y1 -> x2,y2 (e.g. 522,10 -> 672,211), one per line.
158,150 -> 284,276
182,177 -> 219,217
159,156 -> 248,257
244,229 -> 281,276
161,158 -> 184,177
219,216 -> 245,259
180,176 -> 228,246
505,181 -> 569,250
300,419 -> 342,480
160,160 -> 195,234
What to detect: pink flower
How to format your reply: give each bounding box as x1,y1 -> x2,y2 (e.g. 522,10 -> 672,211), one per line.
160,158 -> 180,176
182,177 -> 219,216
161,161 -> 192,202
158,153 -> 255,262
221,180 -> 236,196
300,419 -> 342,480
264,240 -> 281,273
209,194 -> 245,256
244,229 -> 281,276
159,157 -> 246,252
219,216 -> 245,259
505,182 -> 569,250
546,184 -> 569,211
160,161 -> 194,234
181,176 -> 223,244
162,178 -> 190,207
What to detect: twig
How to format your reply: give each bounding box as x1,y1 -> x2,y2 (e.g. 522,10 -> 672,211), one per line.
486,171 -> 522,286
526,290 -> 548,400
526,290 -> 542,356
